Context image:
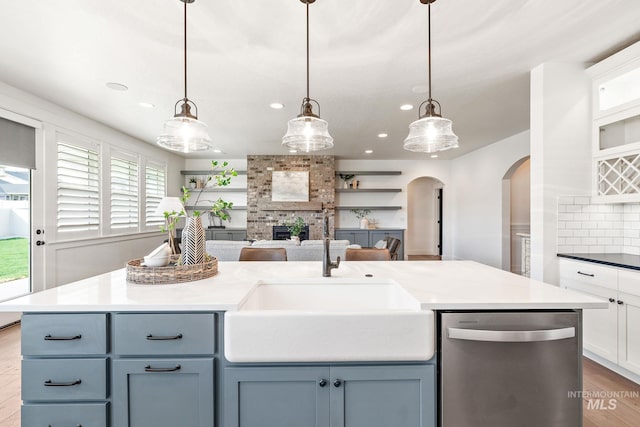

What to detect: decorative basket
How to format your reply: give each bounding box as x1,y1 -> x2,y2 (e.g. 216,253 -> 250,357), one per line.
126,255 -> 218,285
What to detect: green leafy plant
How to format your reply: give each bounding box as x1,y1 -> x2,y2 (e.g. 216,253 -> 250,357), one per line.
284,216 -> 306,237
182,160 -> 238,219
339,173 -> 355,182
350,209 -> 371,220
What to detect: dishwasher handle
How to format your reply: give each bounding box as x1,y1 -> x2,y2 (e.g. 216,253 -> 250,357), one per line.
447,326 -> 575,342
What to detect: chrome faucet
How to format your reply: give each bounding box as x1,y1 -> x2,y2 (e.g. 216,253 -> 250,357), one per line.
322,214 -> 340,277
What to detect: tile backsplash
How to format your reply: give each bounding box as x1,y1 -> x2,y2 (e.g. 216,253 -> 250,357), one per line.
557,196 -> 640,255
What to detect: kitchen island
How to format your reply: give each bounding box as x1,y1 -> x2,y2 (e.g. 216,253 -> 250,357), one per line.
0,260 -> 605,427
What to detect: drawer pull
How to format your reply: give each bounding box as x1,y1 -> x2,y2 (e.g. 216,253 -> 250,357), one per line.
577,271 -> 595,277
44,379 -> 82,387
44,334 -> 82,341
146,333 -> 183,341
48,425 -> 81,427
145,364 -> 182,372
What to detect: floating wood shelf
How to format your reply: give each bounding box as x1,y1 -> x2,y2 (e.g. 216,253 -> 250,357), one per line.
185,188 -> 247,192
258,201 -> 324,211
181,170 -> 247,175
185,205 -> 247,211
335,171 -> 401,176
335,188 -> 401,193
335,206 -> 402,211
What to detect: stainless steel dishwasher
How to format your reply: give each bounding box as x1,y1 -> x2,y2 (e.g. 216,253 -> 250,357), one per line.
440,311 -> 582,427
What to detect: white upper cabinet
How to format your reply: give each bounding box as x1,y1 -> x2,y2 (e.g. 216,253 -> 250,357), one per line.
588,41 -> 640,203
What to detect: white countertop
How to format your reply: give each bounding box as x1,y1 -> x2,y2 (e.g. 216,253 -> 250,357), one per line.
0,260 -> 606,312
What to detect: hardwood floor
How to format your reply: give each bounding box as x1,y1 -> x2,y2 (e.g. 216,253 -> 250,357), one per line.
1,324 -> 638,426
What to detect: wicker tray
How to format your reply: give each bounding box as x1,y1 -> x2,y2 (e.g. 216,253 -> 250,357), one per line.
126,255 -> 218,285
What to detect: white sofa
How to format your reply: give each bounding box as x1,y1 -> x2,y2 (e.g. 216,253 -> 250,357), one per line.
205,239 -> 357,261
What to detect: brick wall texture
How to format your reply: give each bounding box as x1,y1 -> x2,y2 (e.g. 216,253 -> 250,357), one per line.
246,155 -> 335,240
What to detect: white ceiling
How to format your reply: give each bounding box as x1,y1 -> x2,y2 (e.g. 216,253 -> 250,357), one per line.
1,0 -> 639,160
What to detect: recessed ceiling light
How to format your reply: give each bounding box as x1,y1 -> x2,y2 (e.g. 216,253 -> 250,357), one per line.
400,104 -> 414,111
106,82 -> 128,91
430,154 -> 438,158
364,149 -> 373,154
270,102 -> 285,109
139,102 -> 155,108
377,133 -> 388,138
212,149 -> 222,153
289,149 -> 298,153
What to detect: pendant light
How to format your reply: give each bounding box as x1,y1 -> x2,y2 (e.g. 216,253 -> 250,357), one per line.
282,0 -> 334,153
157,0 -> 213,153
403,0 -> 458,153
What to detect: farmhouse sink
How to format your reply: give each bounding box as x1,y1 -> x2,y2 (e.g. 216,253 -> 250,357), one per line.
224,279 -> 434,363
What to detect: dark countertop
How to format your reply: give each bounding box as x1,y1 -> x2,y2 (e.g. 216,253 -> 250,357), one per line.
557,253 -> 640,271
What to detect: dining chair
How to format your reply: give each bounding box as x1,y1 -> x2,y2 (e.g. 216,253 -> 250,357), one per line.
239,247 -> 288,261
344,248 -> 391,261
384,237 -> 401,261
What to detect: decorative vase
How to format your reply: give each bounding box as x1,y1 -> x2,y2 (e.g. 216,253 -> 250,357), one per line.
360,218 -> 369,229
290,235 -> 300,243
343,181 -> 349,189
182,216 -> 206,265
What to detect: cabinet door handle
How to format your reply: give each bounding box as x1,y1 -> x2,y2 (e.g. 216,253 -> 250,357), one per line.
44,379 -> 81,387
333,379 -> 342,388
144,365 -> 181,372
44,334 -> 82,341
318,379 -> 327,387
618,300 -> 624,305
577,271 -> 595,277
146,333 -> 183,340
609,298 -> 616,303
48,425 -> 81,427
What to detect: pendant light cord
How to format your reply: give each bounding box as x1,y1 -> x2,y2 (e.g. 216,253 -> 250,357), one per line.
306,1 -> 310,101
427,0 -> 432,103
183,0 -> 188,101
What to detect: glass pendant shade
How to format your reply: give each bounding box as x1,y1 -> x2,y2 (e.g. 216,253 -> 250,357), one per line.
282,115 -> 334,152
403,116 -> 458,153
157,115 -> 213,153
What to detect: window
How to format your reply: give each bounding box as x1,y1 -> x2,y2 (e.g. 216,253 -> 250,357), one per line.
57,142 -> 100,233
110,155 -> 139,230
145,162 -> 166,228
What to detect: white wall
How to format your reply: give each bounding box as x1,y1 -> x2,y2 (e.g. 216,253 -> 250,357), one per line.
530,63 -> 592,285
0,80 -> 185,290
450,131 -> 530,268
335,159 -> 454,259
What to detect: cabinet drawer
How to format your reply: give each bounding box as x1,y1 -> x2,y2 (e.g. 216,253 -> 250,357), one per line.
618,269 -> 640,296
21,313 -> 107,355
113,313 -> 215,355
22,402 -> 107,427
558,258 -> 618,290
22,358 -> 108,401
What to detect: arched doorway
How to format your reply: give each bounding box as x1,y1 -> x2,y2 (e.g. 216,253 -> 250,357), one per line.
407,177 -> 444,260
502,157 -> 530,273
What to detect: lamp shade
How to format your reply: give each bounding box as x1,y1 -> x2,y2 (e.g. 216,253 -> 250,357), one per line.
153,196 -> 185,217
282,116 -> 334,152
157,116 -> 213,153
403,116 -> 459,153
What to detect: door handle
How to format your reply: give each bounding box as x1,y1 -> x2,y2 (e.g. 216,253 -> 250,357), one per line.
36,240 -> 45,246
447,327 -> 575,342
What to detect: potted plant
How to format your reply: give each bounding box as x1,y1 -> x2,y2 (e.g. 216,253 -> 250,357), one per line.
350,208 -> 371,229
208,198 -> 234,229
339,173 -> 355,189
284,216 -> 305,242
188,176 -> 198,189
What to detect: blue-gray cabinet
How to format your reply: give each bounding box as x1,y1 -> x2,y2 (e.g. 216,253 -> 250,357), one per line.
20,313 -> 109,427
335,228 -> 405,260
224,364 -> 435,427
112,358 -> 214,427
111,312 -> 216,427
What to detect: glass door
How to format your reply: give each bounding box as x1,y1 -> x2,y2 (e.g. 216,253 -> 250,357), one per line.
0,164 -> 31,302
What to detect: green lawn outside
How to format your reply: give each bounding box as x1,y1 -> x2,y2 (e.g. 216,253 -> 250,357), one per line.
0,238 -> 29,283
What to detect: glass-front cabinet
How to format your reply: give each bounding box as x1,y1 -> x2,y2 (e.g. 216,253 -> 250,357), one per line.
588,41 -> 640,203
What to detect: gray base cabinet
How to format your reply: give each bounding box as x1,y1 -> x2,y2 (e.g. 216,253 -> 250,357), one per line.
335,228 -> 405,259
224,364 -> 435,427
112,358 -> 214,427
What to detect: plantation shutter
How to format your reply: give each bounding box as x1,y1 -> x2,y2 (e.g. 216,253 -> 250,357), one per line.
110,155 -> 139,230
57,142 -> 100,233
145,163 -> 166,227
